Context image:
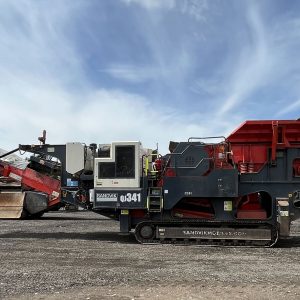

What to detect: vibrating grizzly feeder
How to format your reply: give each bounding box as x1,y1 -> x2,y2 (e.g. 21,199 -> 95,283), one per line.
92,120 -> 300,246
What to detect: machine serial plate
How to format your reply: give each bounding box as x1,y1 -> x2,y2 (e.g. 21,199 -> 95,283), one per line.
156,227 -> 271,241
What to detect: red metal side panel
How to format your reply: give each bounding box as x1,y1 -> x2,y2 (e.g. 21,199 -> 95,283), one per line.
227,120 -> 300,172
228,120 -> 300,144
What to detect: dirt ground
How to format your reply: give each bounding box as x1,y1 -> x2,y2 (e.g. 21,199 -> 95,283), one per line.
0,211 -> 300,300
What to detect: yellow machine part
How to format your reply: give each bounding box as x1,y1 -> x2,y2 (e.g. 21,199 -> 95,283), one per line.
0,191 -> 25,219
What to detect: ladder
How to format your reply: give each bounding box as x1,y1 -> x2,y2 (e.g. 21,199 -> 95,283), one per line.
147,187 -> 163,212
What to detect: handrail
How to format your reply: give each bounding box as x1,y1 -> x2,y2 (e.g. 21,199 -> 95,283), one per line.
143,153 -> 161,176
188,136 -> 226,142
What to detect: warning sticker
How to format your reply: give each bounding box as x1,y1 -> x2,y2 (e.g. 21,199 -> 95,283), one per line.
280,211 -> 289,217
224,201 -> 232,211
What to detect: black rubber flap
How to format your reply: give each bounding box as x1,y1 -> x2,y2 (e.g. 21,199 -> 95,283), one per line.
24,191 -> 48,215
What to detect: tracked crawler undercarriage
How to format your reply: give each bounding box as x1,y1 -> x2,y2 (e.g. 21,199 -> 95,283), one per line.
134,221 -> 278,247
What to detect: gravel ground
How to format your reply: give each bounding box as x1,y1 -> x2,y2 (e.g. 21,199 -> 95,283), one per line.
0,211 -> 300,300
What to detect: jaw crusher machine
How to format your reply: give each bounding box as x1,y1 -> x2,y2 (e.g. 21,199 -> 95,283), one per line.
2,120 -> 300,246
91,120 -> 300,246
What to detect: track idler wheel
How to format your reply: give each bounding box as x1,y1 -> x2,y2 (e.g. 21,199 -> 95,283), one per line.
135,222 -> 156,243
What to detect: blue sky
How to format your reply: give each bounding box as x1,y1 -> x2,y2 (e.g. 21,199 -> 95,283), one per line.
1,0 -> 300,152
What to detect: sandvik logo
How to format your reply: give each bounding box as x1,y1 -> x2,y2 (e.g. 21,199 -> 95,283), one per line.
96,193 -> 118,202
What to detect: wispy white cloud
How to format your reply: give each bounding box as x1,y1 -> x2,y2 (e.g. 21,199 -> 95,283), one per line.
190,77 -> 223,96
0,75 -> 222,153
180,0 -> 209,21
2,0 -> 300,158
0,1 -> 86,88
0,0 -> 218,153
217,2 -> 270,116
275,99 -> 300,117
189,1 -> 300,121
121,0 -> 175,10
101,64 -> 158,83
122,0 -> 209,21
